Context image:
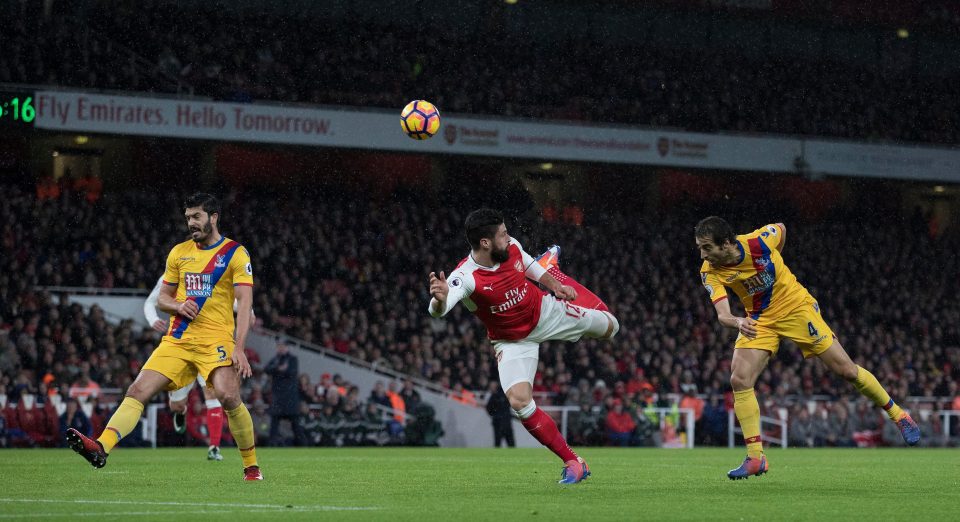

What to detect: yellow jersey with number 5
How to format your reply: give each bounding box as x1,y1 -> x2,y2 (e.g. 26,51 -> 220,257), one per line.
699,224 -> 812,323
161,236 -> 253,344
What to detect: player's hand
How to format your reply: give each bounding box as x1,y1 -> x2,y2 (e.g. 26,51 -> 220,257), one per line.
233,347 -> 252,379
177,300 -> 199,320
151,319 -> 168,332
554,284 -> 578,301
429,271 -> 449,302
735,317 -> 758,339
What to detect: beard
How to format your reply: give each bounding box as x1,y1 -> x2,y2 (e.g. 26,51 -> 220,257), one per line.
191,220 -> 213,242
491,246 -> 509,263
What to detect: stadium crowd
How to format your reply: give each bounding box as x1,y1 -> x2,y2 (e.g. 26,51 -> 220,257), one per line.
2,2 -> 959,145
1,179 -> 958,448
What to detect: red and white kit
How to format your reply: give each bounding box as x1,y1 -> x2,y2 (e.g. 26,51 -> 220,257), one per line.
428,238 -> 612,391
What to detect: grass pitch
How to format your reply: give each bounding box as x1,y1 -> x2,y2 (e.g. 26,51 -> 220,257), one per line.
2,447 -> 956,521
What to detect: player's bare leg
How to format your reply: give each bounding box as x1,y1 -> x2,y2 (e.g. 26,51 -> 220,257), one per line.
211,366 -> 261,480
505,380 -> 589,485
817,340 -> 919,445
67,369 -> 171,468
727,348 -> 771,480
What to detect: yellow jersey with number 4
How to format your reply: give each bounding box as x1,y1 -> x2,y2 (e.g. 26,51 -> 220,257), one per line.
700,224 -> 812,323
161,236 -> 253,344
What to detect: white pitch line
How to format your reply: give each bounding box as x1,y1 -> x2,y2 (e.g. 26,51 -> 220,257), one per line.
0,498 -> 379,511
0,510 -> 223,518
0,508 -> 379,519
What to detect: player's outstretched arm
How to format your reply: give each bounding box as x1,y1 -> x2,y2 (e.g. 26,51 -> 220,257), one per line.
428,270 -> 473,317
712,297 -> 757,339
428,271 -> 450,316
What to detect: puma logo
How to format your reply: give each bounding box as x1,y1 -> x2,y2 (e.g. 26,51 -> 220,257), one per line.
483,284 -> 494,291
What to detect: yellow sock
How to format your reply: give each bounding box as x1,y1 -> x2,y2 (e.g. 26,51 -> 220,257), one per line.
97,397 -> 144,453
734,388 -> 763,458
226,403 -> 258,468
851,366 -> 904,421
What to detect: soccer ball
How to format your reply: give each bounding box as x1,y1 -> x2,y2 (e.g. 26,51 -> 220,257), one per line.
400,100 -> 441,140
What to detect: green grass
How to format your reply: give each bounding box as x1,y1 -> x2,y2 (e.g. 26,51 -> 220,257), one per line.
2,447 -> 957,521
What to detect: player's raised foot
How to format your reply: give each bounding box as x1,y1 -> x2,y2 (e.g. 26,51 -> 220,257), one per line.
172,411 -> 186,435
207,446 -> 223,461
558,457 -> 590,485
243,465 -> 263,481
536,245 -> 561,270
895,413 -> 921,446
65,428 -> 107,469
727,455 -> 768,480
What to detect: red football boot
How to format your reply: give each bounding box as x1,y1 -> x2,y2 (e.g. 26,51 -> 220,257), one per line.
66,428 -> 108,469
243,465 -> 264,481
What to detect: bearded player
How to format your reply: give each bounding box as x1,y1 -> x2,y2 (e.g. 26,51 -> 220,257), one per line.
695,217 -> 920,480
428,208 -> 620,485
67,193 -> 263,480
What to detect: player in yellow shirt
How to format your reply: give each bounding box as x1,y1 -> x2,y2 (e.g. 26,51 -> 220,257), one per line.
695,216 -> 919,480
66,193 -> 263,481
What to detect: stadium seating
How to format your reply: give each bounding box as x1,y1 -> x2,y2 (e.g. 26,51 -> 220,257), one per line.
1,181 -> 957,447
1,3 -> 959,145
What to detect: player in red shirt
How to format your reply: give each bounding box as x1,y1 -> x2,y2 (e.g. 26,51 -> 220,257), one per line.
428,208 -> 620,485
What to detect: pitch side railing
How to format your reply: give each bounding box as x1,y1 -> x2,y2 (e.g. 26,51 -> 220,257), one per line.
728,410 -> 789,449
541,406 -> 696,448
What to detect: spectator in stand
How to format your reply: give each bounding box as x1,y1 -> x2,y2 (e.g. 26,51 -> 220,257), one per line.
399,380 -> 422,414
825,403 -> 856,447
789,406 -> 816,448
605,399 -> 635,447
265,340 -> 306,446
485,381 -> 515,448
450,382 -> 477,407
67,372 -> 101,402
8,393 -> 59,447
679,385 -> 704,423
59,398 -> 92,440
384,382 -> 406,431
249,400 -> 271,442
298,374 -> 318,404
368,381 -> 391,409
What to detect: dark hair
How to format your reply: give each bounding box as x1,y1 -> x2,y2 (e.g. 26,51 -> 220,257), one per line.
184,193 -> 221,218
694,216 -> 736,246
464,208 -> 504,249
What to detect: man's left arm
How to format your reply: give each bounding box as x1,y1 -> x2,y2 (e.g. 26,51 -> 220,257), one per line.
537,271 -> 577,300
231,246 -> 255,378
515,238 -> 577,300
233,284 -> 253,378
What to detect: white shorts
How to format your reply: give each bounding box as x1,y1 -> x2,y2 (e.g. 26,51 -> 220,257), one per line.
168,374 -> 207,402
496,294 -> 612,392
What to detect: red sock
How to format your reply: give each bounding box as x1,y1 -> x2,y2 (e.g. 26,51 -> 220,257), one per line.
547,266 -> 608,311
207,406 -> 224,447
521,407 -> 578,463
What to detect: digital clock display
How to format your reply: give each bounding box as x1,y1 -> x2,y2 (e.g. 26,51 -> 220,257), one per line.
0,95 -> 35,123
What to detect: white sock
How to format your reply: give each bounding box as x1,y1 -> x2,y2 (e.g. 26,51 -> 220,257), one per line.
514,400 -> 537,420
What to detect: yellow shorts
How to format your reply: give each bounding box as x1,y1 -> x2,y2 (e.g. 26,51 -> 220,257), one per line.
735,300 -> 836,358
142,338 -> 234,391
